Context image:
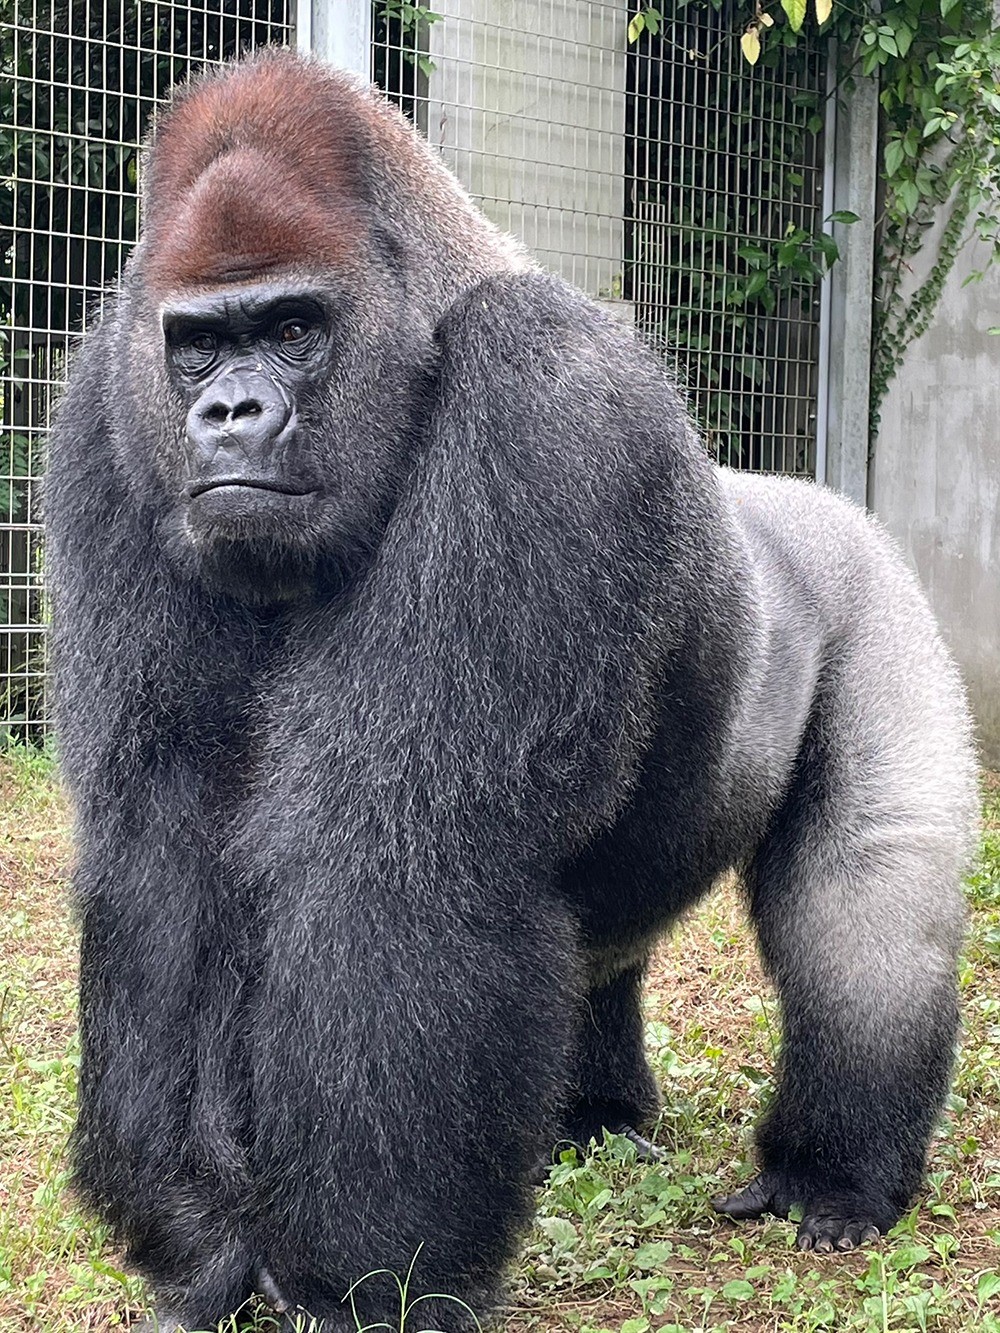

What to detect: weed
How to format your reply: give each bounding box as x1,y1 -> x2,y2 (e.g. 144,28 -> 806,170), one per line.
2,760 -> 999,1332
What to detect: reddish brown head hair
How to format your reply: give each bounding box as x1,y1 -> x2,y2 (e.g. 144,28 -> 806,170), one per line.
142,51 -> 367,295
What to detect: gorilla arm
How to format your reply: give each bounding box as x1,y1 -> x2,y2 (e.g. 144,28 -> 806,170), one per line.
240,272 -> 734,1322
46,302 -> 284,1318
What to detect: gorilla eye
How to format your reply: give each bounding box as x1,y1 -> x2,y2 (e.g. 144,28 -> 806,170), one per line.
169,327 -> 221,378
278,319 -> 311,344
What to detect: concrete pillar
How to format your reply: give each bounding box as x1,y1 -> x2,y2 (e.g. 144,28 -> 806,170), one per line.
425,1 -> 630,303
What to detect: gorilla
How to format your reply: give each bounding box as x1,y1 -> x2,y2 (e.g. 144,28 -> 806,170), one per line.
46,50 -> 977,1333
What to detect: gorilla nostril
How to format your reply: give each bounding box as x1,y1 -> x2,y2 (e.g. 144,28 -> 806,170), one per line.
198,399 -> 265,431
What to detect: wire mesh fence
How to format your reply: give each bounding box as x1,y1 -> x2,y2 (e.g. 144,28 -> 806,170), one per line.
2,2 -> 829,742
374,2 -> 828,475
1,0 -> 292,743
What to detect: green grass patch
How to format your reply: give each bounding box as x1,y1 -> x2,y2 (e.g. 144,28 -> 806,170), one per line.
1,752 -> 998,1332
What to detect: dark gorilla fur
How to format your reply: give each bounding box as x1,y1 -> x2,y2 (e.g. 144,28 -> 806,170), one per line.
47,51 -> 977,1333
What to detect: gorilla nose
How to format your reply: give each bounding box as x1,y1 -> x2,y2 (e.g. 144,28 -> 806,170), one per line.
187,373 -> 292,462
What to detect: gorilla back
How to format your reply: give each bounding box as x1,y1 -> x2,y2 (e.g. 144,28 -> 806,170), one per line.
46,50 -> 977,1332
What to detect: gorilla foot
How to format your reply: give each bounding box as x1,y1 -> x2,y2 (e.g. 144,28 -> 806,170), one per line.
712,1172 -> 886,1252
795,1209 -> 882,1253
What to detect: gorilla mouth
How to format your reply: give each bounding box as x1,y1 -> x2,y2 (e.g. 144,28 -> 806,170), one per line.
187,477 -> 316,499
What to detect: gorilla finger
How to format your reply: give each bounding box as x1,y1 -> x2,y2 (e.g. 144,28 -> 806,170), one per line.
258,1265 -> 294,1314
835,1218 -> 874,1250
614,1124 -> 665,1161
862,1225 -> 882,1245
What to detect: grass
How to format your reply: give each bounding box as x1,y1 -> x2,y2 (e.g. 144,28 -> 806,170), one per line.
1,749 -> 998,1333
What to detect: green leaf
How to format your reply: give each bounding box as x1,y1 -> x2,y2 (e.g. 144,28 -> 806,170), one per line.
627,14 -> 645,43
888,1244 -> 931,1270
827,209 -> 860,224
634,1242 -> 674,1270
537,1216 -> 577,1251
745,270 -> 769,297
781,0 -> 807,31
721,1279 -> 755,1300
896,180 -> 920,214
90,1257 -> 133,1285
885,138 -> 906,177
816,232 -> 840,266
941,0 -> 960,15
978,1272 -> 1000,1303
815,0 -> 833,22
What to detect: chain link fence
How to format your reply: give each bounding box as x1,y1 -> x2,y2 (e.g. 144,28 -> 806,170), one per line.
2,2 -> 829,743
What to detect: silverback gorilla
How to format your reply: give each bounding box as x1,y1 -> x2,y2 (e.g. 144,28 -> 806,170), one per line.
47,50 -> 977,1333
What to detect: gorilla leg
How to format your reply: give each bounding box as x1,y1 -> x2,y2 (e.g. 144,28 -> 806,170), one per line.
563,960 -> 661,1155
714,737 -> 966,1251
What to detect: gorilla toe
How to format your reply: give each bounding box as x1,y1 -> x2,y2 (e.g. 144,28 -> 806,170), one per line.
796,1206 -> 883,1253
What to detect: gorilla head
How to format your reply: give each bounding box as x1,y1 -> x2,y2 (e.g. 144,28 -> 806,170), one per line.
121,53 -> 529,602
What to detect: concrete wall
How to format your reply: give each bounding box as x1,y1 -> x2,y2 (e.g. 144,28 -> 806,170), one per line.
870,218 -> 1000,767
425,0 -> 628,302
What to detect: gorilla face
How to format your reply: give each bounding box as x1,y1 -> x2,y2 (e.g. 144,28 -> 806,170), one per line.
155,275 -> 430,605
164,280 -> 333,533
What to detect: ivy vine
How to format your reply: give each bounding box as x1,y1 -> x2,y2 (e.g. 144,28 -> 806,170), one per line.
632,1 -> 1000,440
